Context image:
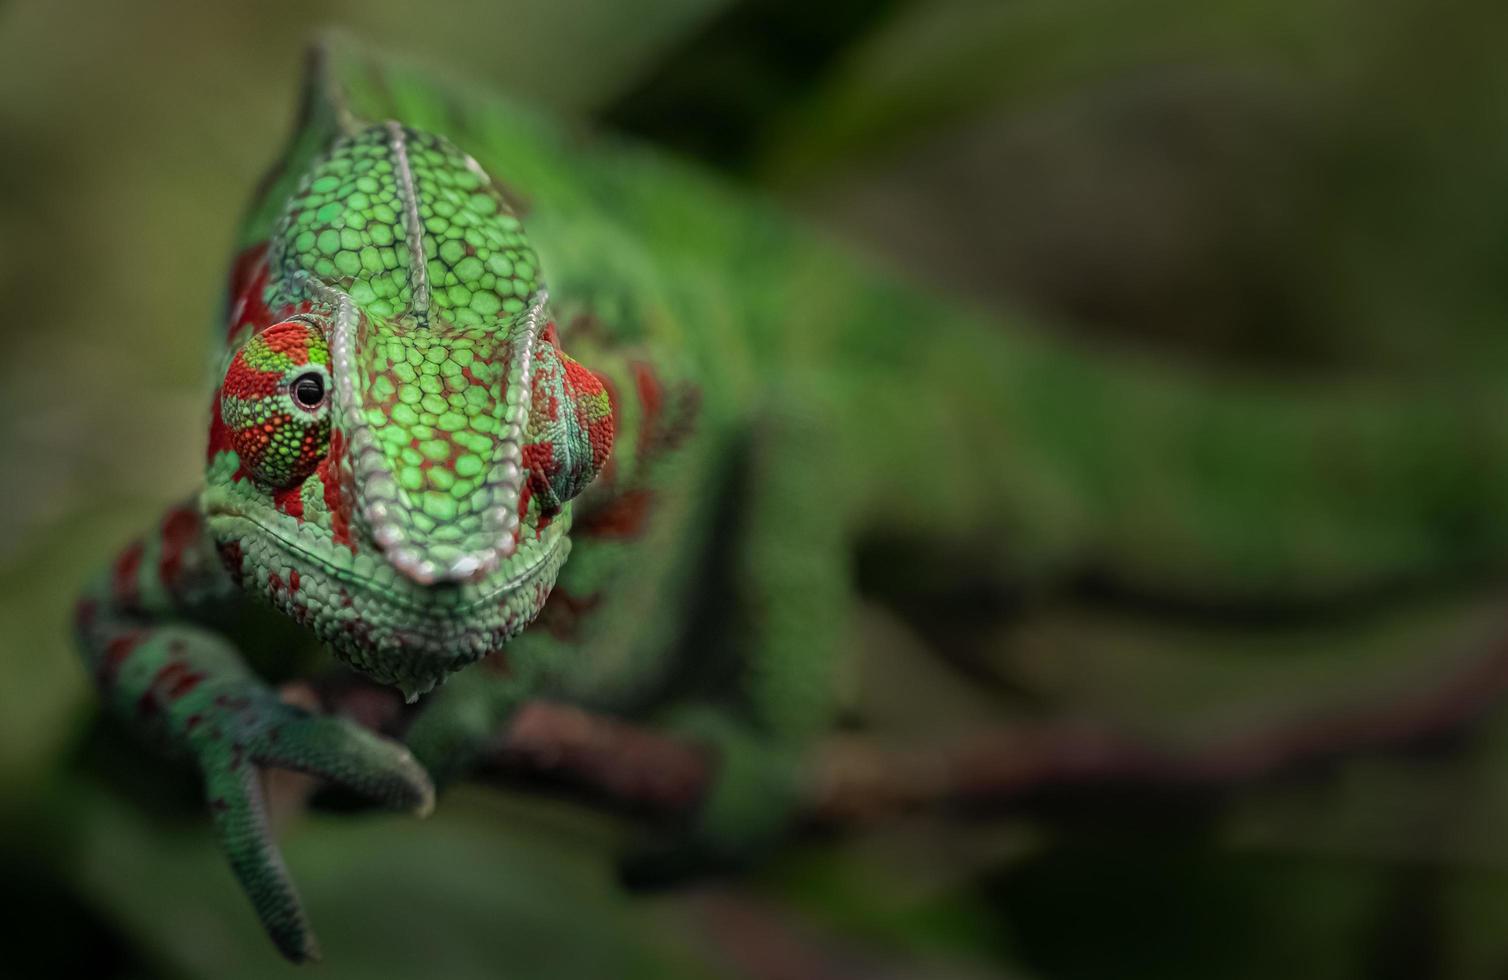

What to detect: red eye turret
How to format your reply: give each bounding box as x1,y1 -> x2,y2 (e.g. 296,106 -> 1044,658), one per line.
220,320 -> 333,489
522,332 -> 614,515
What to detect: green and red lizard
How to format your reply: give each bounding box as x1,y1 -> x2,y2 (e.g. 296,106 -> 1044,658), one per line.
72,37 -> 1508,962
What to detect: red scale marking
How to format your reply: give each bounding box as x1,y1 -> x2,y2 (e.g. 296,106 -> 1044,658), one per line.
594,371 -> 622,487
158,506 -> 200,587
217,540 -> 246,587
225,243 -> 271,339
97,630 -> 146,689
273,484 -> 305,520
522,440 -> 556,514
112,541 -> 144,606
631,361 -> 663,457
576,489 -> 654,539
137,661 -> 205,718
223,245 -> 312,343
161,661 -> 205,699
517,482 -> 533,523
259,326 -> 313,363
207,391 -> 237,468
320,430 -> 355,551
564,357 -> 613,470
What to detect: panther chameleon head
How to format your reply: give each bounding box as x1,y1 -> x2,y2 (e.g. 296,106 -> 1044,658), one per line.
202,123 -> 613,699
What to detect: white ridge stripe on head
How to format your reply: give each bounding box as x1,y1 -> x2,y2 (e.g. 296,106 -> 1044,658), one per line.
481,287 -> 549,562
296,274 -> 552,585
385,120 -> 430,324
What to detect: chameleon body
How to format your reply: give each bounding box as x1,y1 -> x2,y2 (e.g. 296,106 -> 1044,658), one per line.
73,39 -> 1508,962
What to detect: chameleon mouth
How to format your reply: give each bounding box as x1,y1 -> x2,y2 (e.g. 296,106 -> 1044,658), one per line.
207,500 -> 571,699
203,504 -> 568,621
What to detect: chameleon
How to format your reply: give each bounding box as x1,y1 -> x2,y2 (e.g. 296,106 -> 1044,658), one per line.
72,36 -> 1508,963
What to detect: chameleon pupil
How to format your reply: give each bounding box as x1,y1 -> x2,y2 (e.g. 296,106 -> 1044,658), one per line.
292,373 -> 325,408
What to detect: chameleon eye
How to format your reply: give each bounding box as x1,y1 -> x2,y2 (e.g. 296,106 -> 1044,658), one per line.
292,372 -> 326,409
523,339 -> 614,514
220,321 -> 333,489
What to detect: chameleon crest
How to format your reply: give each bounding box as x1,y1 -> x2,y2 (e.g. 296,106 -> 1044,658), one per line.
203,104 -> 612,698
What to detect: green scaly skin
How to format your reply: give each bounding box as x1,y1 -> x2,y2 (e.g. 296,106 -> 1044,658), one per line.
75,37 -> 1508,962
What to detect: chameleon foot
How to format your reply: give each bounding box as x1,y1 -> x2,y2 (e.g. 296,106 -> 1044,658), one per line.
193,693 -> 434,961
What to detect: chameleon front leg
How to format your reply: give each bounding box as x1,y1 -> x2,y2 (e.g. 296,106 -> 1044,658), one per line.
402,660 -> 533,788
623,384 -> 848,882
74,500 -> 433,961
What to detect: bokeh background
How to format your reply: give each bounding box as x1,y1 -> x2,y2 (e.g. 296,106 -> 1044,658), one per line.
5,0 -> 1508,977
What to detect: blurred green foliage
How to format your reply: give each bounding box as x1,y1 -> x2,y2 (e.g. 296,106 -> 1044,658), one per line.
7,1 -> 1508,978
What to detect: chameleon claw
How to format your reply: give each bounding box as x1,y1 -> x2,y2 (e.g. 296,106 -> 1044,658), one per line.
413,786 -> 436,819
198,704 -> 436,961
205,763 -> 322,963
252,710 -> 436,814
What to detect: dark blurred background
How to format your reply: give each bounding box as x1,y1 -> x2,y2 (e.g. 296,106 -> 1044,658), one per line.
7,0 -> 1508,977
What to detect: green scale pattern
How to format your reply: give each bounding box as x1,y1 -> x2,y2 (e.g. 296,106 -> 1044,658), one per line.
270,124 -> 540,322
265,123 -> 550,579
360,324 -> 511,531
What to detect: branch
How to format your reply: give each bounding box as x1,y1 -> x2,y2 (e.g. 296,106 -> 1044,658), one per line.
467,623 -> 1508,827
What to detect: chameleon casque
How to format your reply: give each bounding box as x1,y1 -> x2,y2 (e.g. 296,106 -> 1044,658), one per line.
72,38 -> 1508,963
